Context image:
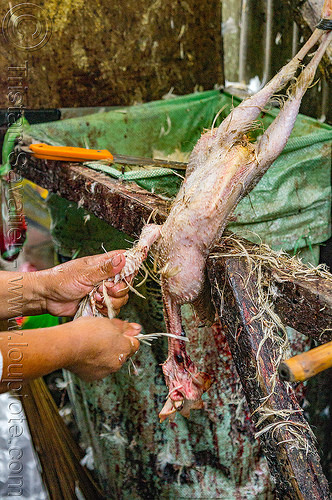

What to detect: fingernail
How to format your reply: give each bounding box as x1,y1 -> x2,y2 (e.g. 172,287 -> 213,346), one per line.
111,254 -> 122,267
104,281 -> 115,288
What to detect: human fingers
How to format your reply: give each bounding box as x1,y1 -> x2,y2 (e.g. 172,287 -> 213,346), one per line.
119,320 -> 141,353
79,250 -> 126,286
67,318 -> 141,380
95,294 -> 129,316
97,281 -> 129,298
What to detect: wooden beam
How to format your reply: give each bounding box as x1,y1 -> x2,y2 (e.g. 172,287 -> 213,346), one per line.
210,237 -> 332,344
283,0 -> 332,80
273,271 -> 332,344
13,154 -> 169,238
207,253 -> 330,499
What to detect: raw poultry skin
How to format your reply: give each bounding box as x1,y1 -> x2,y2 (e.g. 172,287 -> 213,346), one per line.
83,27 -> 331,422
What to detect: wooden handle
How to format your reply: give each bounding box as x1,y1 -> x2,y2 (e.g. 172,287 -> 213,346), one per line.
279,340 -> 332,382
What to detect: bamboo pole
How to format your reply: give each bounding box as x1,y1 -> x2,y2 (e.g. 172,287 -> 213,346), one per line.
21,378 -> 105,500
279,341 -> 332,382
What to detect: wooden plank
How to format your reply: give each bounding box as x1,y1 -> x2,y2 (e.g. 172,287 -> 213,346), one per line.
273,271 -> 332,344
282,0 -> 332,123
207,253 -> 330,499
210,237 -> 332,344
13,154 -> 169,238
285,0 -> 332,79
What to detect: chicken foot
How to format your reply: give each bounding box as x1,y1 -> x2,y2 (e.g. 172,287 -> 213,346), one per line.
75,223 -> 161,319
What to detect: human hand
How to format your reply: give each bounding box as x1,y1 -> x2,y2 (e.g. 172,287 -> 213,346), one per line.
66,317 -> 141,381
38,251 -> 129,317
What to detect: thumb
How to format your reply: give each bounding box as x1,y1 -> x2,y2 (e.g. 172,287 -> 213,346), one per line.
84,252 -> 126,283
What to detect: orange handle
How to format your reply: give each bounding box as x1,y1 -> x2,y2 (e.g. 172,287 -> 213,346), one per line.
279,340 -> 332,382
29,143 -> 114,162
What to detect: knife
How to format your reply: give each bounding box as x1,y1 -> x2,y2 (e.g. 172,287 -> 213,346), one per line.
27,143 -> 187,170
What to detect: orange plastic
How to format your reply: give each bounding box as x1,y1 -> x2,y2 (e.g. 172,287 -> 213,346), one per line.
29,143 -> 114,162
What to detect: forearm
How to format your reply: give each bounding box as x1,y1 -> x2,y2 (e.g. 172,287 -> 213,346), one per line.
0,322 -> 74,393
0,317 -> 140,393
0,271 -> 47,320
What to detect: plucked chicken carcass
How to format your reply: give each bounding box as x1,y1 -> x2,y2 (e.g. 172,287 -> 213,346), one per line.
79,17 -> 332,422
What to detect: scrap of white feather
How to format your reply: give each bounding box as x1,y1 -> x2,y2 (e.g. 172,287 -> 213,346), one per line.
135,332 -> 189,346
102,280 -> 116,319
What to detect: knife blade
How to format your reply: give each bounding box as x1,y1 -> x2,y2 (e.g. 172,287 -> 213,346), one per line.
27,143 -> 187,170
